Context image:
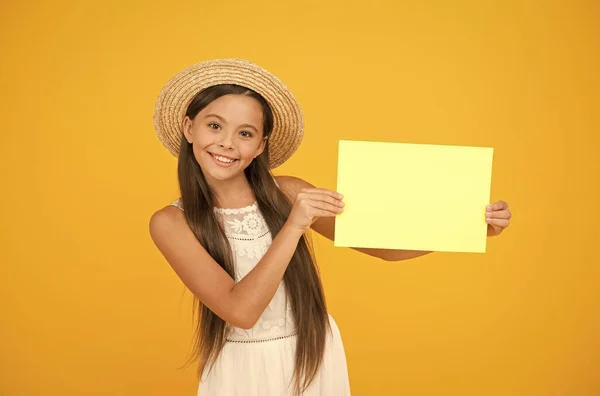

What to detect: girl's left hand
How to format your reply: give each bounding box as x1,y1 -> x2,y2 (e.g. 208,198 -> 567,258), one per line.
486,200 -> 511,237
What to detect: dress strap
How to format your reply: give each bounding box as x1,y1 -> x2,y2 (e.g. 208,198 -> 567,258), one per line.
170,199 -> 183,210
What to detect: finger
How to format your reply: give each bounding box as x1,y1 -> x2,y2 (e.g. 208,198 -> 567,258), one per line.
300,188 -> 343,199
486,218 -> 510,228
308,201 -> 344,216
485,209 -> 512,219
304,191 -> 345,207
486,201 -> 508,212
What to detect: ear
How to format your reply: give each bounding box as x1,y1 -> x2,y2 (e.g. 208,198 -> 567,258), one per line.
182,116 -> 193,143
255,136 -> 268,158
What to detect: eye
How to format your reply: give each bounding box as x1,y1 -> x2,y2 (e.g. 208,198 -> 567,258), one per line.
240,131 -> 253,138
208,123 -> 221,130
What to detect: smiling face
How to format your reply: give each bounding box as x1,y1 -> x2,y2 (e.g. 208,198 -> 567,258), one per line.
182,94 -> 268,181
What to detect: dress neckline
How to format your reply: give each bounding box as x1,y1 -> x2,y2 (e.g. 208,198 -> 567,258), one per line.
213,201 -> 258,214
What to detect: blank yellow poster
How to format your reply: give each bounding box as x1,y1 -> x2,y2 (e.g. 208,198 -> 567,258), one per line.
334,140 -> 494,253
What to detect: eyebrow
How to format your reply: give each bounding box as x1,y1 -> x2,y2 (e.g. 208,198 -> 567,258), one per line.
205,114 -> 259,133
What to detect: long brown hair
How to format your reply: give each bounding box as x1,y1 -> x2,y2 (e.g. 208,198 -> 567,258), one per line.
177,84 -> 330,394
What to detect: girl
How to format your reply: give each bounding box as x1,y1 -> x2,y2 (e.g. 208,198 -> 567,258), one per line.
149,59 -> 512,396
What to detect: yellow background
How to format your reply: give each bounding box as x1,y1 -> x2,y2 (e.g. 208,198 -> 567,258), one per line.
1,1 -> 598,395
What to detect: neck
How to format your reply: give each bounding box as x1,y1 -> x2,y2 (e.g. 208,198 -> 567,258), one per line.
205,172 -> 255,208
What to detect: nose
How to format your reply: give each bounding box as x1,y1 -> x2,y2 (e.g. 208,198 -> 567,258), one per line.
218,132 -> 235,150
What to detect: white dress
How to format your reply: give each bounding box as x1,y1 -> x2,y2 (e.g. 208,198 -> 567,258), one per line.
170,198 -> 351,396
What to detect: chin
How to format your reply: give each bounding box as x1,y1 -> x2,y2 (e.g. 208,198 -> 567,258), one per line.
202,161 -> 251,181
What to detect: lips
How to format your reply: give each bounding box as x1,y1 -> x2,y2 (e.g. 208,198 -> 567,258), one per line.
208,152 -> 238,161
208,152 -> 239,167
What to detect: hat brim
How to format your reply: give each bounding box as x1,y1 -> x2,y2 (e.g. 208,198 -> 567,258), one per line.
153,59 -> 304,169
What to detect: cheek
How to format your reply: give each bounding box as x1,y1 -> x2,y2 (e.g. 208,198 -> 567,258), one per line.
193,130 -> 213,148
238,144 -> 260,160
190,134 -> 213,161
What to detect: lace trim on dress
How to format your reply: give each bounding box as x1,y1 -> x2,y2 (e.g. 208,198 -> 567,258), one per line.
222,208 -> 263,235
229,233 -> 272,260
214,202 -> 258,215
170,199 -> 272,259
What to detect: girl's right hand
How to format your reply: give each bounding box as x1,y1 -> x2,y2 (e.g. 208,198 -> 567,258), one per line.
285,188 -> 344,232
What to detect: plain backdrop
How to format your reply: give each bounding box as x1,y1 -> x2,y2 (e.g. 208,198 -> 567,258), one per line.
1,1 -> 598,395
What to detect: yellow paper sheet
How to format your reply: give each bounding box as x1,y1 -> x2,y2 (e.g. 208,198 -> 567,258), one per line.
334,140 -> 494,253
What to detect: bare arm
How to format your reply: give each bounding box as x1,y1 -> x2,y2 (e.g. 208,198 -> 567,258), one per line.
149,187 -> 341,330
149,208 -> 304,329
227,223 -> 304,327
349,247 -> 432,261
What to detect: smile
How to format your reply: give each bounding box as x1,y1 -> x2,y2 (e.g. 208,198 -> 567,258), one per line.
208,152 -> 239,167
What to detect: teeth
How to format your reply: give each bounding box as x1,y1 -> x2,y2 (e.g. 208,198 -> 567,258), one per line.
213,154 -> 235,163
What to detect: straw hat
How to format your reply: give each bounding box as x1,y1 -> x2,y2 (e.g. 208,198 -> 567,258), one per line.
153,59 -> 304,169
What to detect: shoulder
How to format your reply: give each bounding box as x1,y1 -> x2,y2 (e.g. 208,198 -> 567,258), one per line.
148,203 -> 187,242
273,175 -> 316,201
273,175 -> 315,192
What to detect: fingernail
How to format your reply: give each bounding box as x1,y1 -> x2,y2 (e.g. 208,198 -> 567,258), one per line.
486,212 -> 492,218
337,193 -> 343,198
486,205 -> 492,211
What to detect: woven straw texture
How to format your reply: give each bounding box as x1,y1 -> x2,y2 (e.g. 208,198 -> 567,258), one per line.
153,59 -> 304,169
